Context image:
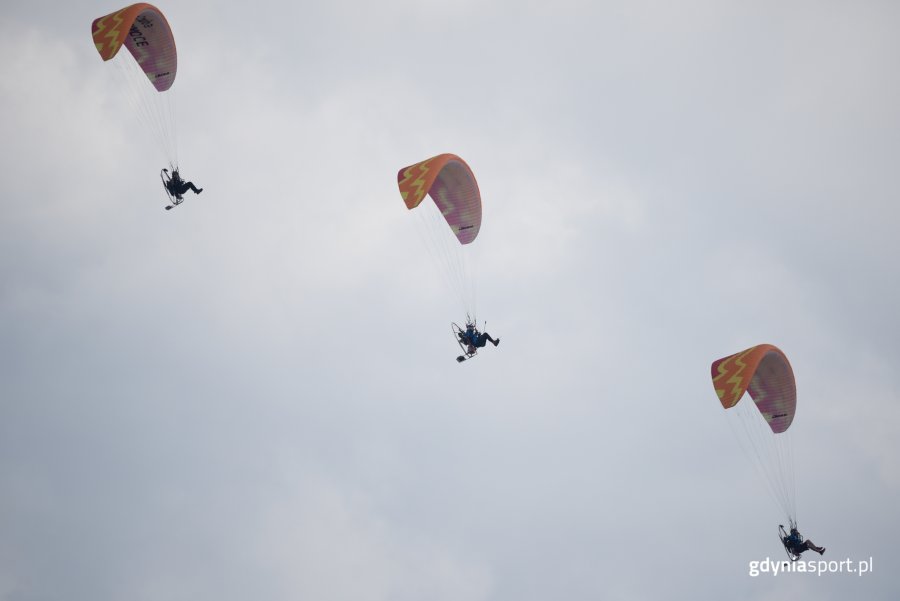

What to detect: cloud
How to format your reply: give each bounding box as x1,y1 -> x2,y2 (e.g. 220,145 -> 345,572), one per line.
2,2 -> 899,600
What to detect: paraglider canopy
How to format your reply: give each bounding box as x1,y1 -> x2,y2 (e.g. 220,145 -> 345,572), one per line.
91,3 -> 177,92
711,343 -> 796,433
397,153 -> 482,245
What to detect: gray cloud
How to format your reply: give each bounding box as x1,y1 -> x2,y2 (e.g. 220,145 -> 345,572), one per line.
1,2 -> 898,600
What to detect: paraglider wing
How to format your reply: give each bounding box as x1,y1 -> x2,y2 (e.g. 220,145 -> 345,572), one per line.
91,3 -> 177,92
711,343 -> 797,433
397,153 -> 482,245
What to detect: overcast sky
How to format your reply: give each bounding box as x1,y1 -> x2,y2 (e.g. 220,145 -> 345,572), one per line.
1,1 -> 899,600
